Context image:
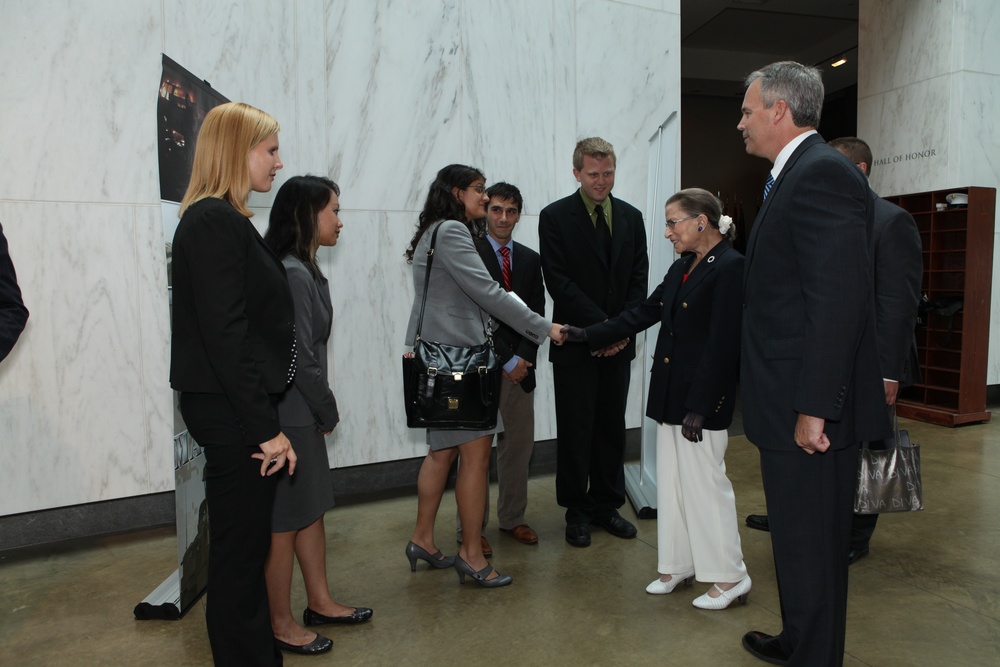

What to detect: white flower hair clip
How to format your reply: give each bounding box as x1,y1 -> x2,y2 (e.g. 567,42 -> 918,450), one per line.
718,214 -> 733,235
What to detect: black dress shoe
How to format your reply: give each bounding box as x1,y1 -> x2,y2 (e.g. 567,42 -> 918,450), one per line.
565,523 -> 591,547
592,512 -> 637,539
847,546 -> 870,565
303,606 -> 373,626
741,631 -> 789,665
745,514 -> 770,532
275,633 -> 333,655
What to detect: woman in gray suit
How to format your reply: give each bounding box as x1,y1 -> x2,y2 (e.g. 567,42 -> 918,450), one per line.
263,176 -> 372,656
404,165 -> 565,588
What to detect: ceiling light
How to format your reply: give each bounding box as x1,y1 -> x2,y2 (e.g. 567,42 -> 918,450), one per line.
831,57 -> 847,68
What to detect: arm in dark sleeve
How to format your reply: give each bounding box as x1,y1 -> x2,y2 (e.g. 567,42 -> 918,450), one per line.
791,160 -> 872,420
875,205 -> 923,380
179,211 -> 280,444
0,223 -> 28,362
586,280 -> 665,350
286,265 -> 339,430
512,252 -> 546,364
685,256 -> 744,416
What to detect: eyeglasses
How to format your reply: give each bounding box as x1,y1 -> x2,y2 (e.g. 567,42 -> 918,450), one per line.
466,184 -> 486,194
665,214 -> 699,230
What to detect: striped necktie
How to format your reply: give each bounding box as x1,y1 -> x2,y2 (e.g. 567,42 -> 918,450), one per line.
499,245 -> 512,291
763,174 -> 775,200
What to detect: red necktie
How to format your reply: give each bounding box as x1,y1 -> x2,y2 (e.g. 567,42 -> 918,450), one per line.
499,246 -> 512,291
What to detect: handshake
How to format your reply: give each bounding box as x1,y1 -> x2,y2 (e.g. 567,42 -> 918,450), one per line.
547,324 -> 629,358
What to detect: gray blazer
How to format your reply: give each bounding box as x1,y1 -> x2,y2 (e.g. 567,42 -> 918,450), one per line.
405,220 -> 550,348
276,255 -> 340,430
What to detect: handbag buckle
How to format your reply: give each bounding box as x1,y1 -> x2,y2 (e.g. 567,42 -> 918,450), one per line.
453,372 -> 463,381
448,397 -> 459,410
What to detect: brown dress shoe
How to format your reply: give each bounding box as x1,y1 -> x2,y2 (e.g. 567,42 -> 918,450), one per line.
456,535 -> 494,558
501,524 -> 539,545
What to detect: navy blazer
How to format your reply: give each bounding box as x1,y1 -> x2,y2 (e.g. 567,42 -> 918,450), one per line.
872,194 -> 923,386
0,222 -> 28,362
588,240 -> 743,429
539,191 -> 649,366
169,197 -> 295,446
742,135 -> 889,451
475,236 -> 545,393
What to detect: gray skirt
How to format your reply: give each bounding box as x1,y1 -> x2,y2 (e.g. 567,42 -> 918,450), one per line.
427,412 -> 504,450
271,424 -> 336,532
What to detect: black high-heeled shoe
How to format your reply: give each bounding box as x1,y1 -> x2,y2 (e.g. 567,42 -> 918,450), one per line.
303,606 -> 373,626
453,555 -> 513,588
405,541 -> 455,571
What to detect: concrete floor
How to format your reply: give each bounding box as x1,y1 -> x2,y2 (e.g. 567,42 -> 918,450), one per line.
2,415 -> 999,666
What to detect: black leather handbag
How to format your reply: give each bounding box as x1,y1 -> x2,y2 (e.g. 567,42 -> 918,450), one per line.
403,224 -> 501,429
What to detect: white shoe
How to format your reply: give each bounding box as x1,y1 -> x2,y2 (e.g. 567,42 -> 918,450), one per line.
692,576 -> 751,610
645,571 -> 695,595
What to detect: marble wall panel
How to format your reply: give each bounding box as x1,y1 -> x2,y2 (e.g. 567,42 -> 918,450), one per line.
574,0 -> 678,212
462,0 -> 560,217
954,71 -> 1000,384
290,0 -> 333,175
134,204 -> 174,492
958,0 -> 1000,77
859,0 -> 958,95
551,0 -> 580,199
860,76 -> 957,198
162,0 -> 299,208
0,203 -> 156,514
322,0 -> 466,214
0,0 -> 161,204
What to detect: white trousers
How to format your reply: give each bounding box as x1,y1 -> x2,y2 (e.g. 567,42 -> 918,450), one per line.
655,423 -> 747,583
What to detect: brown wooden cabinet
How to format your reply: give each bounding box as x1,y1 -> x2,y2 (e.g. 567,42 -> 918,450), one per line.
884,186 -> 995,426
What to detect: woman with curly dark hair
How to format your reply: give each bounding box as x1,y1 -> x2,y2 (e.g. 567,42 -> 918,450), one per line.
403,164 -> 565,588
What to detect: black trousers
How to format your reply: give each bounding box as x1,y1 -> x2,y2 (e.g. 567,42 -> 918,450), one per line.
759,442 -> 858,667
552,359 -> 630,525
180,393 -> 282,667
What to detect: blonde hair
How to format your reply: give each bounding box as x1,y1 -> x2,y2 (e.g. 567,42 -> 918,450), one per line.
179,102 -> 280,218
573,137 -> 616,170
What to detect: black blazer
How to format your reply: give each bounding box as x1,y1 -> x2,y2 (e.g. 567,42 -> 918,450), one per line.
741,134 -> 890,451
587,240 -> 743,429
475,237 -> 545,392
872,194 -> 923,387
0,222 -> 28,363
169,198 -> 295,446
538,191 -> 649,366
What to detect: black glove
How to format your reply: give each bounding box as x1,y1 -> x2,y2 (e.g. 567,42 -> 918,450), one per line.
681,411 -> 705,442
560,325 -> 588,343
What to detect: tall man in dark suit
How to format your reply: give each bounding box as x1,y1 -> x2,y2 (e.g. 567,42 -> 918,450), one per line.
476,182 -> 546,546
736,63 -> 890,666
539,138 -> 649,548
0,222 -> 29,364
744,137 -> 924,566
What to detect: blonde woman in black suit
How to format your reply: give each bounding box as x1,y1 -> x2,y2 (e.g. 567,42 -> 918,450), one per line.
403,165 -> 566,588
170,102 -> 295,666
262,176 -> 372,656
564,188 -> 750,610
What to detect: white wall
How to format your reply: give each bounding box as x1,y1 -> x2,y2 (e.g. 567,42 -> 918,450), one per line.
859,0 -> 1000,382
0,0 -> 681,515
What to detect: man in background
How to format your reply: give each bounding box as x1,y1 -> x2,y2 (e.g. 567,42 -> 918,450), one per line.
473,182 -> 545,547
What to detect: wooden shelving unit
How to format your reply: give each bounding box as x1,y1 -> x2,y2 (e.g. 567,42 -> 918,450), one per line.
885,186 -> 995,426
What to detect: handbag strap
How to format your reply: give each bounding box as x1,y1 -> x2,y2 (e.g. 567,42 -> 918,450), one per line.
413,222 -> 494,345
412,224 -> 441,342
